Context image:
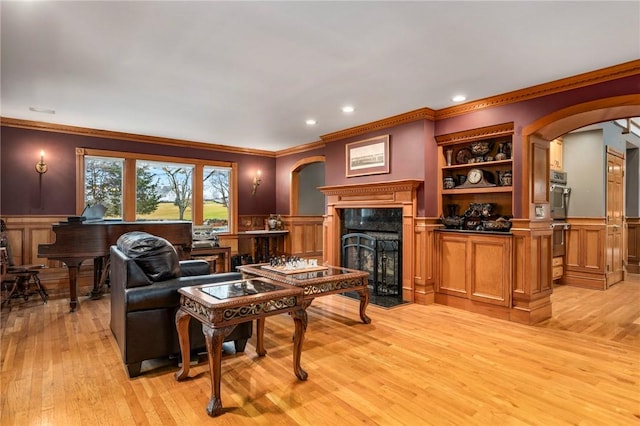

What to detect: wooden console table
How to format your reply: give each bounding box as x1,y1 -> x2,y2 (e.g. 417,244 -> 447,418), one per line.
175,277 -> 307,417
237,230 -> 288,263
237,263 -> 371,326
191,246 -> 231,273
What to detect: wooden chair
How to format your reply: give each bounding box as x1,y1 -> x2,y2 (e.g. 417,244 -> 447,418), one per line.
0,220 -> 48,307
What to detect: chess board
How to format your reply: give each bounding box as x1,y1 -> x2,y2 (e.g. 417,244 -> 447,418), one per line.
261,264 -> 329,275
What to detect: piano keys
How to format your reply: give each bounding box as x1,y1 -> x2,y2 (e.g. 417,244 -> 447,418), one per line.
38,220 -> 192,312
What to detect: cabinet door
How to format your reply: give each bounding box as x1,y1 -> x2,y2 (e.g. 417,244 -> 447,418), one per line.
469,236 -> 512,306
437,233 -> 469,297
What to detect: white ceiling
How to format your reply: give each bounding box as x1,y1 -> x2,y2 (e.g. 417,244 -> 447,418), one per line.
1,1 -> 639,151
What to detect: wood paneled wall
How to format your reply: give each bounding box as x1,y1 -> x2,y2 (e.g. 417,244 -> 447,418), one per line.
562,218 -> 607,289
1,216 -> 95,299
413,218 -> 439,304
2,215 -> 325,300
627,217 -> 640,274
281,215 -> 323,260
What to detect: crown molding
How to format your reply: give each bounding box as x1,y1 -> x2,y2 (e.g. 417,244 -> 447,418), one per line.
320,107 -> 436,143
275,140 -> 325,158
2,61 -> 637,155
0,117 -> 276,158
435,60 -> 640,120
435,122 -> 514,146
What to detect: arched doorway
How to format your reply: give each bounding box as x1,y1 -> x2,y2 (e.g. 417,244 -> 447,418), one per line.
520,95 -> 640,291
289,156 -> 325,216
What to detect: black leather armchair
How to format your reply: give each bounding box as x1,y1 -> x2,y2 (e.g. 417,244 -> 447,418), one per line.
109,231 -> 252,378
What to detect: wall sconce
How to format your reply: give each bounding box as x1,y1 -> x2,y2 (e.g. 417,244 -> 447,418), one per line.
35,150 -> 48,174
251,170 -> 262,195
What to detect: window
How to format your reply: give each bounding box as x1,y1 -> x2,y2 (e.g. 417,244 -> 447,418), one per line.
203,166 -> 231,232
84,156 -> 124,219
76,148 -> 237,233
136,160 -> 194,221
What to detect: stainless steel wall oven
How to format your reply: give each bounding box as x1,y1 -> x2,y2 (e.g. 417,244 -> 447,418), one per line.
550,170 -> 571,257
550,170 -> 570,220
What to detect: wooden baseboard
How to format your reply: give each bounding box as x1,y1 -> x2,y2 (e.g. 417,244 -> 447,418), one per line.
413,291 -> 434,305
434,293 -> 511,321
561,271 -> 607,290
626,264 -> 640,274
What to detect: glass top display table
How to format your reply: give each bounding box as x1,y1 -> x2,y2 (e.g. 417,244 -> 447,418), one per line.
175,277 -> 306,417
237,263 -> 371,326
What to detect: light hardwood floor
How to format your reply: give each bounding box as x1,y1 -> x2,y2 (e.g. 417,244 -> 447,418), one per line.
1,275 -> 639,425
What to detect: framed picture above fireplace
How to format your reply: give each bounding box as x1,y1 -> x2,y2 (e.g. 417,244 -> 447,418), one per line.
345,135 -> 390,177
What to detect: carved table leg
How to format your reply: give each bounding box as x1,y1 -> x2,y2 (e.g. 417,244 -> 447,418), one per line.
291,307 -> 308,381
203,324 -> 235,417
356,286 -> 372,324
300,300 -> 312,331
174,309 -> 191,381
256,318 -> 266,357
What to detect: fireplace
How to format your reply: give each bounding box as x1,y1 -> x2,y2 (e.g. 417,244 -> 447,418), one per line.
319,179 -> 422,302
340,208 -> 402,298
341,232 -> 401,296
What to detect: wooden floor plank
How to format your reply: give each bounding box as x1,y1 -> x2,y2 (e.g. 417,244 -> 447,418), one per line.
1,275 -> 639,425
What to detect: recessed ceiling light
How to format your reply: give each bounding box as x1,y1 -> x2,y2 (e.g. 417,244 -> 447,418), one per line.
452,95 -> 466,103
341,105 -> 355,113
305,119 -> 317,125
29,106 -> 56,114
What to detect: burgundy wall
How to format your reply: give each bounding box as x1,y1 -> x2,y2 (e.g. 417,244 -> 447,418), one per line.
433,74 -> 640,217
3,74 -> 638,220
275,74 -> 640,218
323,121 -> 427,187
0,127 -> 276,216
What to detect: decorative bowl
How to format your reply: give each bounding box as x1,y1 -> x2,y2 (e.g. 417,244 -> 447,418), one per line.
469,140 -> 491,156
441,216 -> 463,229
482,218 -> 512,231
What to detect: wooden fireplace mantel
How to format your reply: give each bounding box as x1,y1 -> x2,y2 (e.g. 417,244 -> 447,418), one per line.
319,179 -> 422,302
318,179 -> 421,201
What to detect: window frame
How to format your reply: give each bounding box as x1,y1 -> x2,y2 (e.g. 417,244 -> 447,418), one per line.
75,147 -> 238,233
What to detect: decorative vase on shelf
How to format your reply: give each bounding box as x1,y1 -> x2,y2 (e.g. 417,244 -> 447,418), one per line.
495,142 -> 507,161
443,176 -> 456,189
499,170 -> 512,186
268,215 -> 277,230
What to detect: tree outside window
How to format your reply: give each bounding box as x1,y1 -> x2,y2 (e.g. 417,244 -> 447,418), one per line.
84,156 -> 123,219
136,160 -> 194,221
203,166 -> 231,232
80,149 -> 234,233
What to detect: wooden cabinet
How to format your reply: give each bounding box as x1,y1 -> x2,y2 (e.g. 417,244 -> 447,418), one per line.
191,246 -> 232,273
434,123 -> 516,319
436,231 -> 512,307
549,138 -> 563,171
552,256 -> 563,281
436,123 -> 515,220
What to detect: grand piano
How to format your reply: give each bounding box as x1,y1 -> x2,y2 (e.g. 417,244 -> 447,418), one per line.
38,220 -> 192,312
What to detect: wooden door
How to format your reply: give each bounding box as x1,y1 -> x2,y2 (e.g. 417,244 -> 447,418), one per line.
606,148 -> 625,287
